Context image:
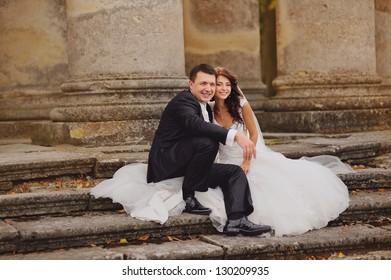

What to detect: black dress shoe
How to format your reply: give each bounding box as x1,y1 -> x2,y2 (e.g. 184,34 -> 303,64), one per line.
184,196 -> 211,215
224,216 -> 271,236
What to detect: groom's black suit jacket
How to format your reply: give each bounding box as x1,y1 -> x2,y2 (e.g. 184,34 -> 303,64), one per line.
146,90 -> 229,184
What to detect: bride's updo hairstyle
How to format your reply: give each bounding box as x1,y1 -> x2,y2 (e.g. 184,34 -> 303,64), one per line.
215,67 -> 244,124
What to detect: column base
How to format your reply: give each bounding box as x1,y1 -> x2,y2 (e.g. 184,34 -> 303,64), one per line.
257,95 -> 391,133
31,76 -> 189,146
257,73 -> 391,133
31,119 -> 159,147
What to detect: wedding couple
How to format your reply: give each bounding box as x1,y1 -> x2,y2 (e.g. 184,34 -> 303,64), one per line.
91,64 -> 352,237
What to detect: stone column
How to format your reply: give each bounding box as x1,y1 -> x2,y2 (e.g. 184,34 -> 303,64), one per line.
0,0 -> 68,137
183,0 -> 266,108
32,0 -> 188,146
258,0 -> 391,133
375,0 -> 391,94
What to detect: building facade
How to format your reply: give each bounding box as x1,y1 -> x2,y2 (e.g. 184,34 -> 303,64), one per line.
0,0 -> 390,146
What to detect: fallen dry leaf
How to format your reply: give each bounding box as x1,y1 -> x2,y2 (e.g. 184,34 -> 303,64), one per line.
137,234 -> 149,241
167,236 -> 174,241
119,238 -> 128,244
166,236 -> 183,242
352,165 -> 367,169
338,252 -> 345,258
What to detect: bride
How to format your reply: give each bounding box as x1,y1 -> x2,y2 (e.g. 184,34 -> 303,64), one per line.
90,67 -> 353,237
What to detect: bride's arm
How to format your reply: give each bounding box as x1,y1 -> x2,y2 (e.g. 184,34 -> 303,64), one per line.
242,102 -> 258,145
240,102 -> 259,174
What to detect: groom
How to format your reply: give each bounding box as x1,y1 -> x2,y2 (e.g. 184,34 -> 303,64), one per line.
147,64 -> 271,236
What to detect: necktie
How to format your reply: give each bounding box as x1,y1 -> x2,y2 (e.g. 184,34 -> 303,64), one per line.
201,104 -> 210,122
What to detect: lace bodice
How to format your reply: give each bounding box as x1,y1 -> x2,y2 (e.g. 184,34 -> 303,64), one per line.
210,99 -> 248,165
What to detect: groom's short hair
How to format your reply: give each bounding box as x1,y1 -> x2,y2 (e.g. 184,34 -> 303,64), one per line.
189,64 -> 216,82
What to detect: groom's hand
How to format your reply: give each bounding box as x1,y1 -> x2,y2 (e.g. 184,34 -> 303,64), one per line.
235,132 -> 256,161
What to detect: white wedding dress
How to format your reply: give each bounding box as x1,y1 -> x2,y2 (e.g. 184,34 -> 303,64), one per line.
90,99 -> 353,236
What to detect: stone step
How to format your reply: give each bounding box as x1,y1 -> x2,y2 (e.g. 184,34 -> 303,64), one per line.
0,130 -> 390,193
0,143 -> 149,183
0,223 -> 390,260
0,189 -> 390,255
329,250 -> 391,260
336,189 -> 391,223
0,169 -> 389,219
338,168 -> 391,190
0,211 -> 216,255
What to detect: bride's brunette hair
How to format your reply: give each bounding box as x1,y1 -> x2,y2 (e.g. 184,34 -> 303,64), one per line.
215,67 -> 244,124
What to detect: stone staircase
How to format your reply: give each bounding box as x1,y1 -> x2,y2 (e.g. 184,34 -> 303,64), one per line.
0,130 -> 390,260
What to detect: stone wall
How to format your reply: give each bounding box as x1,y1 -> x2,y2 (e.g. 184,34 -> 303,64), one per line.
183,0 -> 265,97
0,0 -> 390,143
257,0 -> 390,133
375,0 -> 391,93
0,0 -> 67,127
0,0 -> 68,91
32,0 -> 189,146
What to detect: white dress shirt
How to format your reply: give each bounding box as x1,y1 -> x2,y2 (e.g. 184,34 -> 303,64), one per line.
199,102 -> 236,146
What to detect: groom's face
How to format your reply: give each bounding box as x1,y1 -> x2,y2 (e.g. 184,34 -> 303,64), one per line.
189,72 -> 216,104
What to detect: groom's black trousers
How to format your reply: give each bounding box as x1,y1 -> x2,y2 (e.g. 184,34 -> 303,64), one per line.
169,136 -> 254,218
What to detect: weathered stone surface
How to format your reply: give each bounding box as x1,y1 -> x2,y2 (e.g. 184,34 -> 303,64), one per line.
341,190 -> 391,222
260,0 -> 391,133
22,0 -> 189,147
0,220 -> 19,254
373,153 -> 391,169
0,121 -> 39,139
263,130 -> 390,162
330,250 -> 391,260
1,184 -> 389,219
375,0 -> 391,79
88,196 -> 123,212
31,120 -> 159,146
2,129 -> 391,182
202,224 -> 391,259
0,246 -> 123,260
276,0 -> 377,75
93,152 -> 148,178
183,0 -> 264,94
340,169 -> 391,189
0,0 -> 67,125
0,181 -> 12,193
4,212 -> 214,253
0,149 -> 96,181
50,104 -> 166,122
66,0 -> 185,79
257,108 -> 391,133
112,240 -> 224,260
260,96 -> 391,110
0,0 -> 68,90
2,224 -> 390,260
0,189 -> 91,218
0,143 -> 54,153
272,75 -> 382,97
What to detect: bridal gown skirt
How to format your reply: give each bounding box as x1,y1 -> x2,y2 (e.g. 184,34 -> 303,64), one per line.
90,151 -> 350,237
197,151 -> 350,236
90,164 -> 185,224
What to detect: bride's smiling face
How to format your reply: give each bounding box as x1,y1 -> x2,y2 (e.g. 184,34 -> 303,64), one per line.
215,75 -> 231,101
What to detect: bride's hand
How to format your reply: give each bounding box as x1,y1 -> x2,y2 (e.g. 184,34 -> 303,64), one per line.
234,132 -> 256,161
240,160 -> 251,174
